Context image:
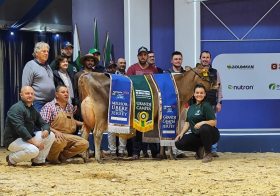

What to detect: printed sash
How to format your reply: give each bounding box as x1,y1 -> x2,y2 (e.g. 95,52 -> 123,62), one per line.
130,75 -> 154,132
153,73 -> 179,146
107,74 -> 132,134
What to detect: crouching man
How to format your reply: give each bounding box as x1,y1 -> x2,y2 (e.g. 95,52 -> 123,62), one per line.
4,86 -> 55,166
40,85 -> 88,164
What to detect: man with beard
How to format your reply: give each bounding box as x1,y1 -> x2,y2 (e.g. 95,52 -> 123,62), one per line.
167,51 -> 185,73
198,51 -> 223,157
126,46 -> 159,160
88,48 -> 105,72
127,47 -> 158,75
73,54 -> 99,120
74,53 -> 99,97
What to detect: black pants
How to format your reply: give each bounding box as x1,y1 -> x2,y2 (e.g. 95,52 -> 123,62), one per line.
175,124 -> 220,154
141,142 -> 159,157
132,130 -> 159,157
126,138 -> 133,157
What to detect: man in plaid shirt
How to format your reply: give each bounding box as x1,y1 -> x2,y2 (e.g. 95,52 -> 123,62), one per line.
41,85 -> 89,164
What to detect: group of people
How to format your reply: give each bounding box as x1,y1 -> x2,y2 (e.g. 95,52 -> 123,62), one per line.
4,40 -> 222,166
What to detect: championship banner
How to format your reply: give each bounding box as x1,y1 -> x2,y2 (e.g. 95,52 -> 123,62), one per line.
130,75 -> 154,132
153,73 -> 179,146
108,74 -> 132,134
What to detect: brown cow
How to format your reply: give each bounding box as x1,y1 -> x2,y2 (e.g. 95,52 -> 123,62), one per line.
78,66 -> 217,163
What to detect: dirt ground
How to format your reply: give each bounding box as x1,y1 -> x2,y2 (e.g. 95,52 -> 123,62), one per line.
0,148 -> 280,196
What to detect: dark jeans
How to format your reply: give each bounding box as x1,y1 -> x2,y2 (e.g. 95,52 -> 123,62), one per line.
175,124 -> 220,154
33,100 -> 47,131
126,138 -> 133,157
142,142 -> 159,157
132,130 -> 159,157
33,100 -> 47,113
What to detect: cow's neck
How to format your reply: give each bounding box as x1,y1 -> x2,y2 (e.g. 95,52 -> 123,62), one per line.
174,70 -> 196,106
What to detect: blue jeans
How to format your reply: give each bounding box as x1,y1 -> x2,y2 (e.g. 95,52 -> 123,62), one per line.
211,143 -> 218,153
33,100 -> 47,113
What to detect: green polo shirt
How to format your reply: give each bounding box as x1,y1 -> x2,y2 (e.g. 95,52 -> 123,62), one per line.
186,101 -> 216,134
4,100 -> 50,148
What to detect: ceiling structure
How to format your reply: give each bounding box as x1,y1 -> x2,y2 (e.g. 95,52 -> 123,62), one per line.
0,0 -> 72,32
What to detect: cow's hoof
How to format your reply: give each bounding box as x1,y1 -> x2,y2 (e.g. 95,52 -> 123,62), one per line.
96,159 -> 104,164
82,157 -> 90,163
152,154 -> 163,160
158,154 -> 167,160
170,154 -> 177,160
175,153 -> 187,159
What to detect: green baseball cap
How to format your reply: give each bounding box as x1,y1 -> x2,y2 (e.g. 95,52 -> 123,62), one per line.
89,48 -> 100,55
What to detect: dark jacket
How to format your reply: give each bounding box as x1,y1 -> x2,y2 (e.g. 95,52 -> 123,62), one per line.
166,66 -> 185,73
53,70 -> 75,88
206,68 -> 218,106
50,59 -> 81,73
53,70 -> 77,105
4,100 -> 50,148
93,65 -> 105,73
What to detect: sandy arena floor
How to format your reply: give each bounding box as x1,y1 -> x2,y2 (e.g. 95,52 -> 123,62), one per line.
0,148 -> 280,196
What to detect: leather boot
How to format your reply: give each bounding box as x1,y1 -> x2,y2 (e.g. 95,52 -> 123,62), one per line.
202,153 -> 213,163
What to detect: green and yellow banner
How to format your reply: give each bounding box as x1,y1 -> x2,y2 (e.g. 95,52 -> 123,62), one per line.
129,75 -> 154,132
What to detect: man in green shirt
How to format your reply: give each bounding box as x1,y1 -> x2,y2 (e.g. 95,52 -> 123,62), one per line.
4,86 -> 55,166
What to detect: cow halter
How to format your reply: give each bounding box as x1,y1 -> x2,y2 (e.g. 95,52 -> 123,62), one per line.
189,67 -> 213,84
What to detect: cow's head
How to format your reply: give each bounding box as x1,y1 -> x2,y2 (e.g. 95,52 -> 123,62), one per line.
191,65 -> 218,91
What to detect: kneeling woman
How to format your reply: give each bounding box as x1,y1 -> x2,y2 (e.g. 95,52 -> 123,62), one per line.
175,83 -> 220,163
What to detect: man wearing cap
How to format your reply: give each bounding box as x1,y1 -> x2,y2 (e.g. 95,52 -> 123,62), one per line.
106,63 -> 117,74
127,46 -> 159,160
88,48 -> 105,72
89,48 -> 101,62
127,46 -> 158,75
50,41 -> 81,73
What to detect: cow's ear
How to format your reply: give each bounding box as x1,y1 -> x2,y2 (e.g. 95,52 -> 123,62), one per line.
196,64 -> 203,70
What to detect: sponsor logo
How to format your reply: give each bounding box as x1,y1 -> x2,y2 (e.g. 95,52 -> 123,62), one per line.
227,64 -> 254,70
271,63 -> 280,70
269,83 -> 280,90
228,85 -> 254,90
